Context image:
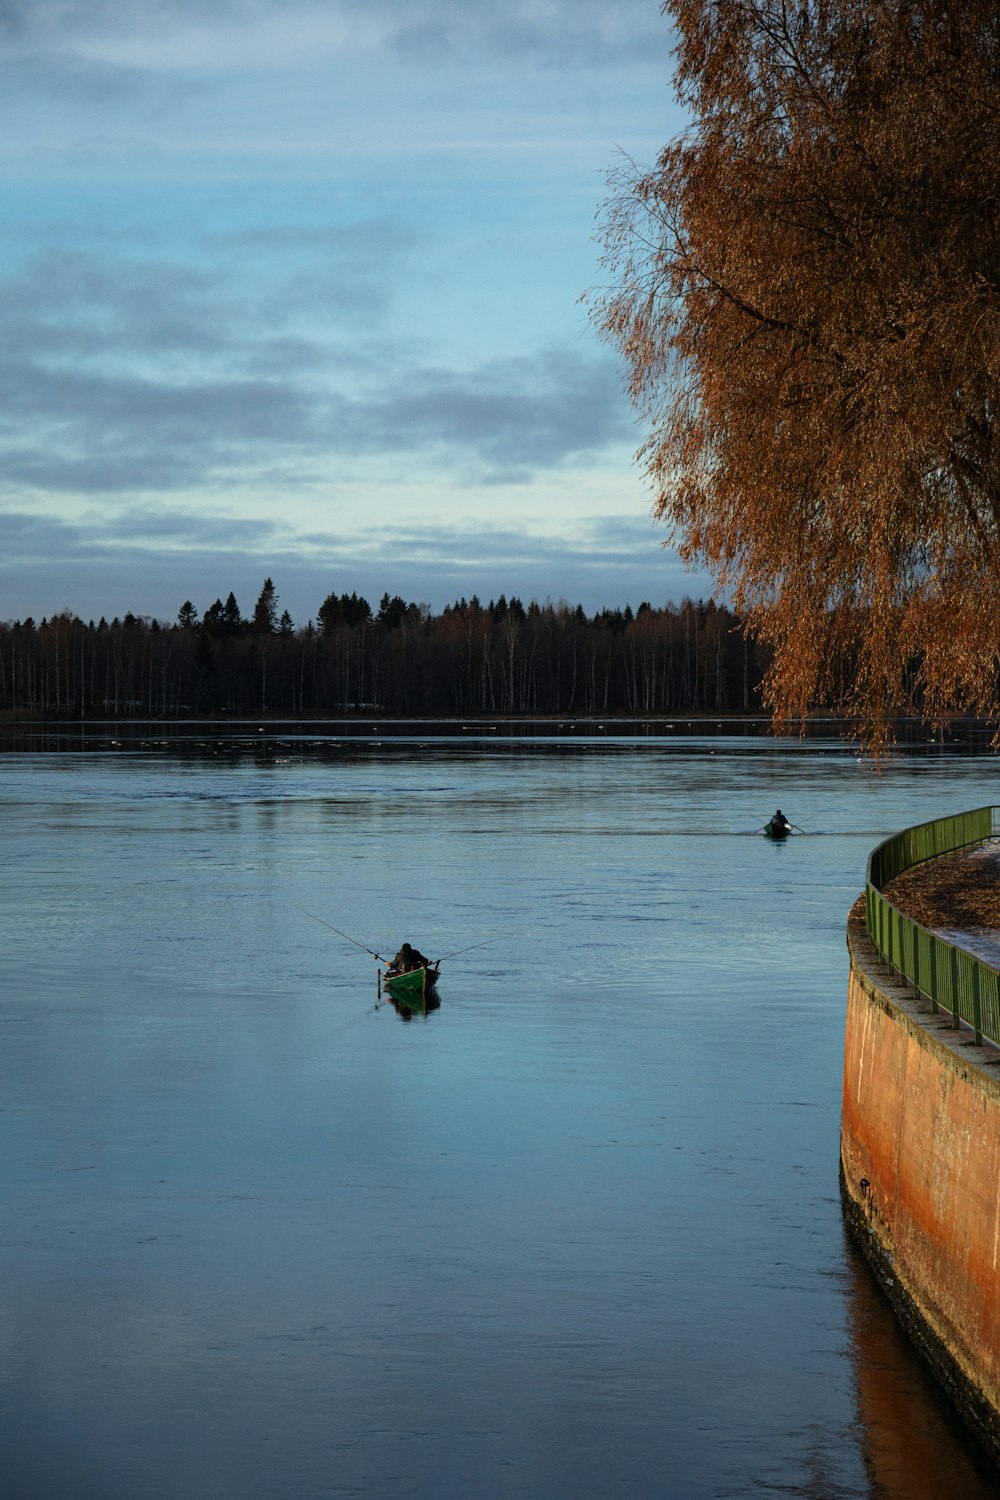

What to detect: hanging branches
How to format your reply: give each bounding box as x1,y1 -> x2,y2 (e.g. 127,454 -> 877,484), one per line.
591,1 -> 1000,751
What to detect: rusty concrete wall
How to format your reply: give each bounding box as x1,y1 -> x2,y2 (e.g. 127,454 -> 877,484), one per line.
842,910 -> 1000,1462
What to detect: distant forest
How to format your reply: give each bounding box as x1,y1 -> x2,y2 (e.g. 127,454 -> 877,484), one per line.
0,578 -> 775,718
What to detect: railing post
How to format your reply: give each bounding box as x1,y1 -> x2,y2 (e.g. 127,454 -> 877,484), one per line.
973,964 -> 983,1046
913,928 -> 921,999
950,946 -> 960,1030
929,941 -> 938,1014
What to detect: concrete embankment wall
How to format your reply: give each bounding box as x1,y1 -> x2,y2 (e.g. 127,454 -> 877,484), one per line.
842,910 -> 1000,1461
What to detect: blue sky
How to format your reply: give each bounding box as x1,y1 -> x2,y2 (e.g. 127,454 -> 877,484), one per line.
0,0 -> 705,627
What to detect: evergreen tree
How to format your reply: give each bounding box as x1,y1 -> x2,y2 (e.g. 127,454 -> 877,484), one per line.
203,599 -> 225,636
222,593 -> 242,636
252,578 -> 278,634
376,593 -> 411,630
317,591 -> 341,637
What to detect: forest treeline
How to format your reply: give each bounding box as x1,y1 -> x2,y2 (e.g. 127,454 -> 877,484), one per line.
0,578 -> 775,718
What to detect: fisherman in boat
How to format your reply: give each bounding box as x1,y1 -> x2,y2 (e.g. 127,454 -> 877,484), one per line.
388,941 -> 430,974
768,809 -> 792,838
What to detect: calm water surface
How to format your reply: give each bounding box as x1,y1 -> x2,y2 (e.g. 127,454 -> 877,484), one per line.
1,730 -> 999,1499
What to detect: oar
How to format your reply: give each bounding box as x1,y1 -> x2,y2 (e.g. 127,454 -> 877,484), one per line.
295,907 -> 388,964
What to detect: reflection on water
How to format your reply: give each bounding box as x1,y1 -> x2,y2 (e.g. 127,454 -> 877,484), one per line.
0,731 -> 997,1498
845,1238 -> 1000,1499
381,990 -> 442,1022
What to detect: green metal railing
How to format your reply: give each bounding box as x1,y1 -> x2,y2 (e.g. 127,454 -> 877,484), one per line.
865,806 -> 1000,1047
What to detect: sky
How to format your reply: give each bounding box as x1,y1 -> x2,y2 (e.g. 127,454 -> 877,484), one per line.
0,0 -> 705,628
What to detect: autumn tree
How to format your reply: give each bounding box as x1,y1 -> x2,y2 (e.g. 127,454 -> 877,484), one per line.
593,2 -> 1000,747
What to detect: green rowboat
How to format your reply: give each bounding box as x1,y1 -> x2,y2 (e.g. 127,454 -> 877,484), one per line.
383,964 -> 440,1010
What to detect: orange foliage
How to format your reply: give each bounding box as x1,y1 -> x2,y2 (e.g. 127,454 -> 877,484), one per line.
592,1 -> 1000,749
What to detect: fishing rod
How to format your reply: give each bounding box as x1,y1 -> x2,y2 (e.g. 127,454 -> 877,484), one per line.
295,907 -> 388,964
298,906 -> 499,973
435,936 -> 499,964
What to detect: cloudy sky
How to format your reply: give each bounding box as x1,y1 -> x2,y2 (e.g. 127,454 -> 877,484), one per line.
0,0 -> 703,627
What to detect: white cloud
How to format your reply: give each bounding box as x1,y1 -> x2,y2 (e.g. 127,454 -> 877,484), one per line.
0,1 -> 665,74
0,227 -> 634,497
72,10 -> 393,72
0,501 -> 706,626
0,0 -> 685,625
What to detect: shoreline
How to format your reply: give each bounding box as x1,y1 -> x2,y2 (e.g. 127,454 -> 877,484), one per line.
0,709 -> 992,730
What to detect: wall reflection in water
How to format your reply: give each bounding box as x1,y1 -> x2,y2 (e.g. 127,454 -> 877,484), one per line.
845,1236 -> 998,1499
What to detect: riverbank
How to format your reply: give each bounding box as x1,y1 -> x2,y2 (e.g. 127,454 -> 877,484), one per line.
0,710 -> 996,741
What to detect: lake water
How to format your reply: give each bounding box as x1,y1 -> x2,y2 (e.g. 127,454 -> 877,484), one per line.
2,726 -> 999,1499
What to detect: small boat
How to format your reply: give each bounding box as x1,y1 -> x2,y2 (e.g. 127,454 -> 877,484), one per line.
383,963 -> 440,1010
764,818 -> 791,840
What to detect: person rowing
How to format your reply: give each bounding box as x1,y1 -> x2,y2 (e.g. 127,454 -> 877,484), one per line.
767,809 -> 792,839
